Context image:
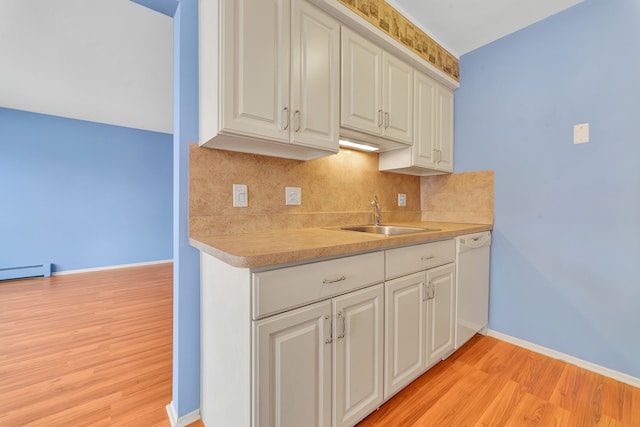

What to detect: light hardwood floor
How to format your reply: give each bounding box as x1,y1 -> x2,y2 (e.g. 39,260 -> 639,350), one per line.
0,264 -> 177,426
1,264 -> 638,426
358,335 -> 640,426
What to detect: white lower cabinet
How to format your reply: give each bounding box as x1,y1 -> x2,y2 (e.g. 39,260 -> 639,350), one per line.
425,263 -> 456,366
254,300 -> 332,427
384,272 -> 427,398
333,285 -> 384,427
201,239 -> 461,427
384,242 -> 456,399
254,284 -> 384,427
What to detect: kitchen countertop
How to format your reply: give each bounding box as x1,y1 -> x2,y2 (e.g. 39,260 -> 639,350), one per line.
190,221 -> 493,269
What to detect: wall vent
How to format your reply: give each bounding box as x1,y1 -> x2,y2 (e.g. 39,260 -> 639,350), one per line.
0,264 -> 52,281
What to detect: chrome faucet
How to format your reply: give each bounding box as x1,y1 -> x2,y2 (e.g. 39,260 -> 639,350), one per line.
371,195 -> 381,226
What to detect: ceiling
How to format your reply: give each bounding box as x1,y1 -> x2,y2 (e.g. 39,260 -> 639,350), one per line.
0,0 -> 173,134
389,0 -> 584,57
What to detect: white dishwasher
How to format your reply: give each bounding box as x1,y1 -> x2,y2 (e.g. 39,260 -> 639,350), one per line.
455,231 -> 491,349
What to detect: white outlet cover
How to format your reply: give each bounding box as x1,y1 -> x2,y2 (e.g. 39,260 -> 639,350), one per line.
574,123 -> 589,144
398,193 -> 407,207
285,187 -> 301,206
233,184 -> 248,207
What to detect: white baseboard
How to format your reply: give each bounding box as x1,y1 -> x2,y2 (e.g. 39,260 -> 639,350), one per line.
52,259 -> 172,276
166,402 -> 201,427
488,329 -> 640,388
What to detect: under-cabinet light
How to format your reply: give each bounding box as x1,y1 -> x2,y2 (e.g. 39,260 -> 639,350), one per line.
338,140 -> 379,152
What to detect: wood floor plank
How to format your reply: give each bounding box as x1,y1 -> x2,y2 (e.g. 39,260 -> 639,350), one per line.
475,380 -> 525,427
632,385 -> 640,426
410,362 -> 489,425
602,379 -> 631,422
504,392 -> 570,426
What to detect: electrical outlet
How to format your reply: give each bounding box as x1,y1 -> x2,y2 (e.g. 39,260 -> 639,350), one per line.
232,184 -> 248,207
574,123 -> 589,144
285,187 -> 301,206
398,193 -> 407,207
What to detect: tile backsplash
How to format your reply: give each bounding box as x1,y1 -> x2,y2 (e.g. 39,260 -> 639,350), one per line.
190,144 -> 421,235
421,170 -> 494,225
190,143 -> 493,236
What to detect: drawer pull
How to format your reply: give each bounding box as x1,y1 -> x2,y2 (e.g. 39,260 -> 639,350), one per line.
421,255 -> 436,261
322,275 -> 346,284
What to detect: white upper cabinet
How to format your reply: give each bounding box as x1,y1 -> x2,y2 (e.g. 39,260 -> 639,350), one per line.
341,27 -> 412,147
382,53 -> 413,144
291,0 -> 341,151
379,70 -> 455,175
199,0 -> 340,160
340,28 -> 381,136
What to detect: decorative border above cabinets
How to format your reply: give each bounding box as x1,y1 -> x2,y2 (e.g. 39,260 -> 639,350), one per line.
337,0 -> 460,81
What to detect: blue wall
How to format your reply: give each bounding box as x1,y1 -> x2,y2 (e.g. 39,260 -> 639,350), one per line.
0,107 -> 173,273
170,0 -> 201,419
455,0 -> 640,378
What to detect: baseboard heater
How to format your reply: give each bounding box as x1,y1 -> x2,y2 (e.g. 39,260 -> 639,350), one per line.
0,263 -> 52,281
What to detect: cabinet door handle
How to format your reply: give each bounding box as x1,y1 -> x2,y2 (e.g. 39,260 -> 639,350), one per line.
428,282 -> 436,300
337,311 -> 346,339
282,107 -> 290,130
422,282 -> 428,302
325,315 -> 333,344
378,109 -> 383,128
436,149 -> 442,163
322,275 -> 346,284
384,112 -> 390,129
294,110 -> 301,132
421,255 -> 435,261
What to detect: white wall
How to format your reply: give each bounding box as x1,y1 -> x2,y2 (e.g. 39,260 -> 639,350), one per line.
0,0 -> 173,133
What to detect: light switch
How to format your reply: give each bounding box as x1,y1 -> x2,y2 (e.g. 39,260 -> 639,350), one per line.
285,187 -> 301,206
398,193 -> 407,207
574,123 -> 589,144
233,184 -> 248,207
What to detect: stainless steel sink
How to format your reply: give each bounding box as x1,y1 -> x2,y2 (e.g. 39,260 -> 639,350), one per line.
333,225 -> 441,236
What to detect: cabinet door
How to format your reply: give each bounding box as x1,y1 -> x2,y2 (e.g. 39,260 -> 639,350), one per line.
290,0 -> 340,151
333,284 -> 384,427
382,52 -> 413,144
254,300 -> 332,427
426,263 -> 456,367
340,27 -> 382,136
412,70 -> 437,169
221,0 -> 290,143
384,272 -> 427,398
435,84 -> 454,172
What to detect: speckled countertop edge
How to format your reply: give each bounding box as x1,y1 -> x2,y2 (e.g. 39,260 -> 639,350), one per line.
190,221 -> 493,269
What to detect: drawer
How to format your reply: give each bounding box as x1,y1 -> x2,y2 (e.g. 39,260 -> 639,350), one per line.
253,251 -> 384,319
385,239 -> 455,279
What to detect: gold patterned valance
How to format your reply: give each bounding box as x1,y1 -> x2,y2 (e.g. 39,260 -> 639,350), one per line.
338,0 -> 459,81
